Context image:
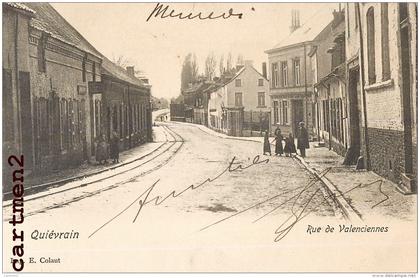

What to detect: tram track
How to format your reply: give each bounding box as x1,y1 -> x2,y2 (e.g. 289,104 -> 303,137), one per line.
3,124 -> 184,220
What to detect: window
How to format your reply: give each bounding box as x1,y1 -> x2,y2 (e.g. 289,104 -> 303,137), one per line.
282,100 -> 288,124
281,61 -> 288,87
399,3 -> 408,23
273,101 -> 279,123
235,92 -> 243,107
366,7 -> 376,84
293,59 -> 300,86
235,79 -> 241,87
381,3 -> 390,81
258,92 -> 265,107
37,34 -> 46,73
271,63 -> 279,87
258,78 -> 264,86
92,62 -> 96,82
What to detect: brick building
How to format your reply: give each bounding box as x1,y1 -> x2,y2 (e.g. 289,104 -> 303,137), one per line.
345,3 -> 417,192
90,59 -> 152,152
3,3 -> 103,174
2,3 -> 152,180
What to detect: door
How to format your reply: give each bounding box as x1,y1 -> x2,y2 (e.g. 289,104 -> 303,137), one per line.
292,99 -> 304,136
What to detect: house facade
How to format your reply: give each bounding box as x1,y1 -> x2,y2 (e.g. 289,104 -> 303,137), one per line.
2,3 -> 152,182
345,3 -> 417,191
3,3 -> 103,174
207,61 -> 270,136
90,59 -> 152,154
310,9 -> 348,156
182,80 -> 212,125
265,10 -> 335,137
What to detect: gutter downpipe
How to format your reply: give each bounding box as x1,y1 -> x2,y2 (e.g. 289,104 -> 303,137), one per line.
356,3 -> 371,170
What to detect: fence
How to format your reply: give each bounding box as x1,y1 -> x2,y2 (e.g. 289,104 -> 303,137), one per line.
242,110 -> 271,137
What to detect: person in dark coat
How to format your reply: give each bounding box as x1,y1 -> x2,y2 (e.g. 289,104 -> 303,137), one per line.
297,122 -> 310,158
96,134 -> 109,164
110,131 -> 120,164
284,133 -> 297,157
273,124 -> 284,156
263,130 -> 271,156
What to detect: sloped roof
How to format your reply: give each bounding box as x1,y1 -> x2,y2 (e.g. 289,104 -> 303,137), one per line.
5,2 -> 35,14
101,57 -> 146,88
25,3 -> 102,57
266,8 -> 334,53
23,3 -> 146,88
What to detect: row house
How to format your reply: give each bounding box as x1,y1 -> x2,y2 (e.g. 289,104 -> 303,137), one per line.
89,59 -> 152,153
3,3 -> 152,181
182,80 -> 212,125
309,9 -> 348,156
3,2 -> 102,174
207,61 -> 270,136
265,10 -> 333,137
345,3 -> 417,192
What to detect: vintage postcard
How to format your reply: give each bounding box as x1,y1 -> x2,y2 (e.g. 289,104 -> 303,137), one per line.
2,2 -> 418,274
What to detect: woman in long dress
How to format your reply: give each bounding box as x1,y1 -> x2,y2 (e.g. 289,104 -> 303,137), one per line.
274,125 -> 284,156
263,130 -> 271,156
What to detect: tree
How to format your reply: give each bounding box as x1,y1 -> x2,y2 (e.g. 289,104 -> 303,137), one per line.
180,53 -> 198,91
205,52 -> 217,81
191,54 -> 199,81
236,54 -> 244,66
219,54 -> 225,76
112,54 -> 131,68
226,52 -> 233,73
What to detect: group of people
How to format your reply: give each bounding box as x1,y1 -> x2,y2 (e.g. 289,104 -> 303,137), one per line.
263,122 -> 309,158
95,132 -> 120,165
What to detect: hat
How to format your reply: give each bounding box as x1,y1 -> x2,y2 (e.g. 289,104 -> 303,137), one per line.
299,122 -> 305,127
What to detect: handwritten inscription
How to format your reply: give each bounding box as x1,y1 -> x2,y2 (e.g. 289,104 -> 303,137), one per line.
89,155 -> 269,238
146,3 -> 243,22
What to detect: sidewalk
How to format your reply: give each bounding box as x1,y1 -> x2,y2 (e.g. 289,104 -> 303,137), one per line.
20,126 -> 168,192
179,122 -> 416,221
300,142 -> 416,221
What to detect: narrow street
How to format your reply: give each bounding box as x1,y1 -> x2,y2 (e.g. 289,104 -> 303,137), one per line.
4,122 -> 340,272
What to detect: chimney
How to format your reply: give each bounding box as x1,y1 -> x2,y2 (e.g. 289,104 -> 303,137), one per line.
262,62 -> 267,79
126,66 -> 135,77
289,9 -> 301,34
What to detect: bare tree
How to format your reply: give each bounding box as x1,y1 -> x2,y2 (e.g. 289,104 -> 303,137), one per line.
236,54 -> 244,66
219,54 -> 225,76
191,53 -> 199,81
112,54 -> 131,68
205,52 -> 217,81
226,52 -> 233,73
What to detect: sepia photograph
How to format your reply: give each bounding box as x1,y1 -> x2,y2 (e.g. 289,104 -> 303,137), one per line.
2,1 -> 418,274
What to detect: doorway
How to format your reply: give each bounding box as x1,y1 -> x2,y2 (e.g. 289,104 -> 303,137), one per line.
291,99 -> 304,136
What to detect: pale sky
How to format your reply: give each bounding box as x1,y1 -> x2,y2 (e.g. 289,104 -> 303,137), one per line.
52,3 -> 338,99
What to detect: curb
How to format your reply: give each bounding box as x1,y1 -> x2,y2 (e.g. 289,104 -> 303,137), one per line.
293,155 -> 363,223
4,127 -> 170,198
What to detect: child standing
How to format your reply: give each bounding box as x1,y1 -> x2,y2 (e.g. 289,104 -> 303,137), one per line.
284,133 -> 297,157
